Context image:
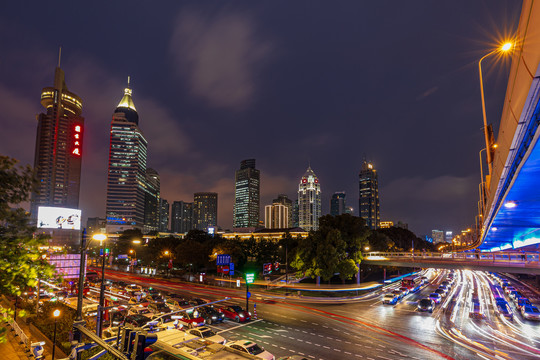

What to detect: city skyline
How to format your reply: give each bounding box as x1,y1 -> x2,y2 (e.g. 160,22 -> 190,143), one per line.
0,2 -> 520,236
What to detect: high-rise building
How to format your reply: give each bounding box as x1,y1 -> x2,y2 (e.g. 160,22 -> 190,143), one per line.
298,167 -> 321,231
292,199 -> 299,227
330,192 -> 346,216
171,201 -> 193,233
264,204 -> 289,229
159,199 -> 169,232
272,194 -> 293,228
105,80 -> 148,233
31,63 -> 84,218
143,168 -> 160,233
359,161 -> 380,230
193,193 -> 218,231
233,159 -> 260,228
432,230 -> 445,244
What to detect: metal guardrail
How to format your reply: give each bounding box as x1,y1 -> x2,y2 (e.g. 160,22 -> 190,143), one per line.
364,251 -> 540,264
2,310 -> 31,354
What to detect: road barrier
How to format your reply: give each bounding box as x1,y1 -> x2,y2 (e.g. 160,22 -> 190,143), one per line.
2,310 -> 31,354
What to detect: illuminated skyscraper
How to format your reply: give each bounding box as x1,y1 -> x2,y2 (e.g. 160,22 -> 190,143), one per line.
233,159 -> 260,228
194,192 -> 218,231
171,201 -> 193,233
265,204 -> 289,229
159,199 -> 169,232
330,192 -> 346,216
359,161 -> 380,229
143,168 -> 160,233
105,80 -> 148,233
298,166 -> 321,231
31,63 -> 84,218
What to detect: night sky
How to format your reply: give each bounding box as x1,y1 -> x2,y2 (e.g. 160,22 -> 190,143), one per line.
0,1 -> 521,236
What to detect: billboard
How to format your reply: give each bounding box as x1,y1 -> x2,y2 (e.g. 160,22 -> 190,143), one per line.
37,206 -> 81,230
48,253 -> 85,279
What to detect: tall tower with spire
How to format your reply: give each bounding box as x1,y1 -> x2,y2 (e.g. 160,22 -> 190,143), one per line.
31,55 -> 84,219
298,166 -> 321,231
105,79 -> 148,233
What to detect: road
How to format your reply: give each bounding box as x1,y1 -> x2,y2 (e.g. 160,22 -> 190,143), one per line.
90,268 -> 540,360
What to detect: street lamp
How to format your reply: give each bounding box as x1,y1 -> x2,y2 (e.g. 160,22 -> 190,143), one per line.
164,250 -> 171,278
364,246 -> 370,252
52,309 -> 60,360
93,233 -> 107,338
129,249 -> 137,272
478,41 -> 514,176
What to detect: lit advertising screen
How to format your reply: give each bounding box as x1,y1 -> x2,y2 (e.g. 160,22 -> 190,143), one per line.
49,254 -> 85,279
37,206 -> 81,230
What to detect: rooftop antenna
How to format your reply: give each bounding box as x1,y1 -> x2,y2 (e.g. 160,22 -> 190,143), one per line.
127,75 -> 130,87
57,47 -> 62,68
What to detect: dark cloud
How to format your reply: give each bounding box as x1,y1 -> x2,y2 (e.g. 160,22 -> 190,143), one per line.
169,8 -> 273,110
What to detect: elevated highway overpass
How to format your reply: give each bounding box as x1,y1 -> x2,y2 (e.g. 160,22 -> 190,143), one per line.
363,251 -> 540,275
479,1 -> 540,251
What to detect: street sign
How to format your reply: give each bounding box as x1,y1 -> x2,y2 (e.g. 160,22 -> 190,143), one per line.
246,273 -> 255,284
216,254 -> 231,266
247,291 -> 251,299
229,262 -> 234,276
118,254 -> 128,259
236,280 -> 241,287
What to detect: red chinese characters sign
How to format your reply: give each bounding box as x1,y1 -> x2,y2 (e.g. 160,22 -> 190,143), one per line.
72,124 -> 83,156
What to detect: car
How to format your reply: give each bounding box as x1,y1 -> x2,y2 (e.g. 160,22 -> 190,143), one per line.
516,298 -> 532,310
391,289 -> 403,299
121,314 -> 154,328
441,281 -> 451,288
399,287 -> 410,296
505,286 -> 516,295
187,326 -> 226,344
165,298 -> 191,310
227,340 -> 275,360
509,291 -> 523,302
521,305 -> 540,321
125,284 -> 143,293
148,302 -> 171,314
438,285 -> 449,296
197,306 -> 225,325
417,299 -> 434,313
169,311 -> 205,329
218,305 -> 251,323
146,294 -> 165,304
429,293 -> 442,304
501,281 -> 510,288
382,293 -> 399,305
128,306 -> 153,318
494,299 -> 513,321
189,298 -> 208,306
434,288 -> 446,298
147,287 -> 161,296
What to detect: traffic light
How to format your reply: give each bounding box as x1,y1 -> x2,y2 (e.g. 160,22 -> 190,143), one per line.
131,331 -> 158,360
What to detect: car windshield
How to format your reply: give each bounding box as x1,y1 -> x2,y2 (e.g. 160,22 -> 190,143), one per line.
231,306 -> 243,312
201,329 -> 215,337
430,293 -> 439,298
419,299 -> 431,306
246,344 -> 264,355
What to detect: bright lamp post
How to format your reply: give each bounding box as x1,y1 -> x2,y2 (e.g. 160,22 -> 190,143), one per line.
93,233 -> 107,337
52,309 -> 60,360
164,250 -> 171,278
478,41 -> 513,176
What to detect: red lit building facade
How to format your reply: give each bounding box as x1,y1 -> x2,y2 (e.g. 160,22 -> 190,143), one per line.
31,65 -> 84,219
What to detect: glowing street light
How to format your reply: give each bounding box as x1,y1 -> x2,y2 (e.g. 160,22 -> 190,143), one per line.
52,309 -> 60,360
478,41 -> 514,176
92,233 -> 108,337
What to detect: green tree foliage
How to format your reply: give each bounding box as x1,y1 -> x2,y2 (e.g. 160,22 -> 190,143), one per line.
371,227 -> 435,252
0,156 -> 55,342
292,214 -> 370,282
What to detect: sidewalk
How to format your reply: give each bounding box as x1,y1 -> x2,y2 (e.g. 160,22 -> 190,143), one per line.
0,326 -> 30,360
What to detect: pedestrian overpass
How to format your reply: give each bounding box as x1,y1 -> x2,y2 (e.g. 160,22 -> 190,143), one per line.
478,1 -> 540,252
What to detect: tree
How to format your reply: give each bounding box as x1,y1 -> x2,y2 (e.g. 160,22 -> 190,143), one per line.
292,214 -> 370,283
0,156 -> 55,342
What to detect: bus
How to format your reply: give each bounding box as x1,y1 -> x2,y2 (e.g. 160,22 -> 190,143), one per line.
401,275 -> 422,293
